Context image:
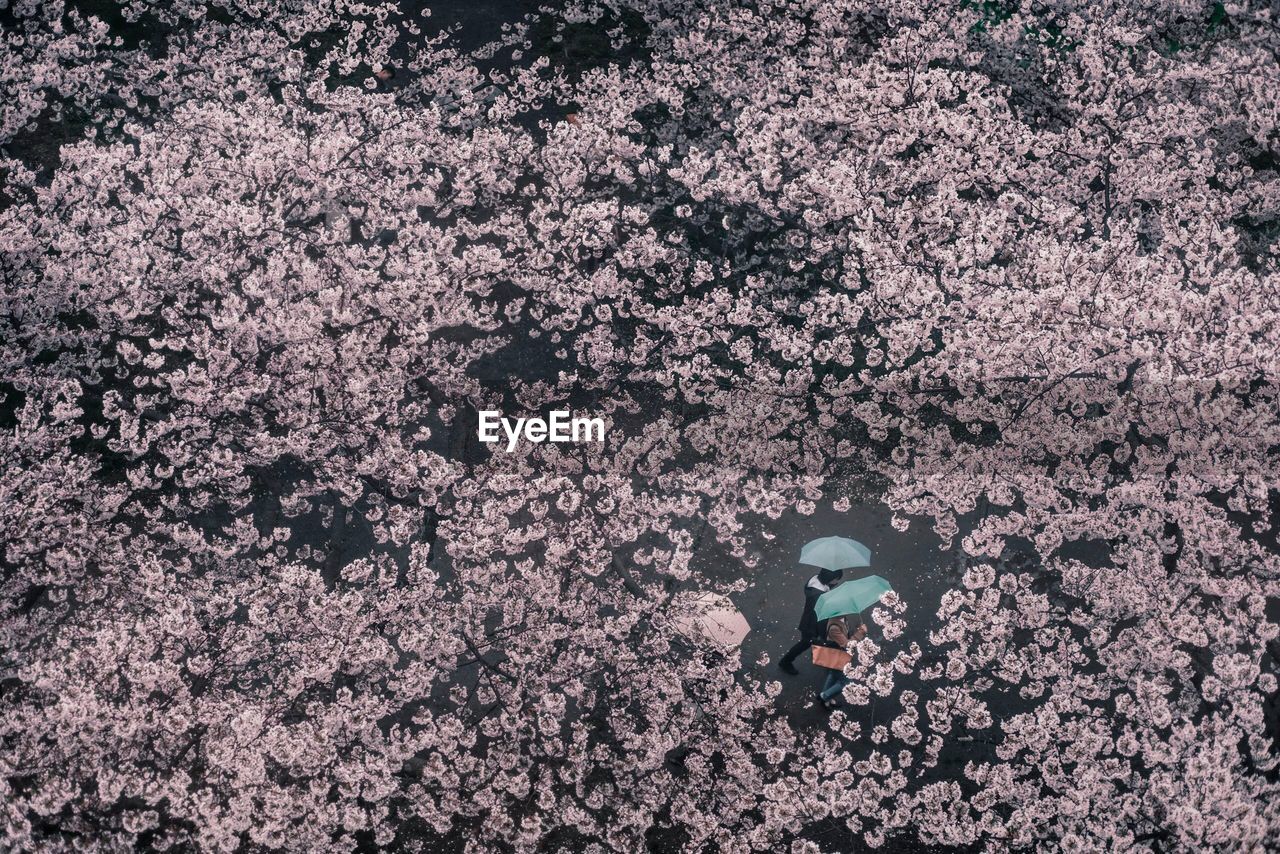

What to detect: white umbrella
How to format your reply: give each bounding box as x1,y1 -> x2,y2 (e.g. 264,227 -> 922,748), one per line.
670,591 -> 751,647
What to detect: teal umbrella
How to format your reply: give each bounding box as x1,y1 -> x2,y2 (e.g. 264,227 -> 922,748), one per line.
799,536 -> 872,571
815,575 -> 893,622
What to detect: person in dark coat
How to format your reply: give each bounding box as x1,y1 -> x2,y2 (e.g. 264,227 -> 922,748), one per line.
777,568 -> 842,674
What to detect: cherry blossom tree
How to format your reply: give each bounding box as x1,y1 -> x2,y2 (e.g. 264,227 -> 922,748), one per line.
535,0 -> 1280,847
2,0 -> 1278,851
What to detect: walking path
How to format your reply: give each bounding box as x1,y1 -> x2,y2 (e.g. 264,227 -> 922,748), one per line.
691,495 -> 955,726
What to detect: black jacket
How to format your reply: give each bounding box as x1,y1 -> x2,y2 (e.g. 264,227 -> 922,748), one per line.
797,583 -> 828,638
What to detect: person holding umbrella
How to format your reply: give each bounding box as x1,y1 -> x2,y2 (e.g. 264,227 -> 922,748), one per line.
777,567 -> 842,675
818,614 -> 867,708
777,537 -> 872,675
811,573 -> 893,707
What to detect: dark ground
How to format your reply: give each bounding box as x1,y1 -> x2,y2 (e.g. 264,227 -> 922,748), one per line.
691,489 -> 955,728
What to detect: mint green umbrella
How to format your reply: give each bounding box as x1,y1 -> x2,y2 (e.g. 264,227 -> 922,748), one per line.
815,575 -> 893,622
799,536 -> 872,571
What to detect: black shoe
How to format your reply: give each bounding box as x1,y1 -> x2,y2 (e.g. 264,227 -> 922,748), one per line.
778,660 -> 799,675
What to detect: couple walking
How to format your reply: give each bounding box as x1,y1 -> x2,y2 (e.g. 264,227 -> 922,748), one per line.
777,567 -> 866,709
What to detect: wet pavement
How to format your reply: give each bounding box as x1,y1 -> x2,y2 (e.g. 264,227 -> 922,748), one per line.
691,493 -> 957,727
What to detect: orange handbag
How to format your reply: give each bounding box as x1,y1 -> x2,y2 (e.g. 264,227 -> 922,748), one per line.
810,644 -> 852,670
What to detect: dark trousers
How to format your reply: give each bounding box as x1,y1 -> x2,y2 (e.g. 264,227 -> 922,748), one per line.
780,635 -> 820,666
